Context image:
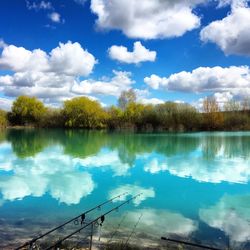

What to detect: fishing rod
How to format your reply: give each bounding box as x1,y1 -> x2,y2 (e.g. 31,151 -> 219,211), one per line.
15,192 -> 128,250
161,237 -> 223,250
125,213 -> 143,245
108,213 -> 128,243
45,193 -> 142,250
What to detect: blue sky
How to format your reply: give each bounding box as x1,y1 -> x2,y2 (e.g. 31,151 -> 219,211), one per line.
0,0 -> 249,110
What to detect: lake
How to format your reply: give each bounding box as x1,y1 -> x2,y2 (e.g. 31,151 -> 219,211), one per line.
0,129 -> 250,249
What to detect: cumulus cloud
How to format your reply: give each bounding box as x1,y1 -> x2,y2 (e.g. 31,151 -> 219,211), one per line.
0,97 -> 13,111
195,91 -> 233,110
138,97 -> 165,105
109,184 -> 155,206
200,6 -> 250,56
91,0 -> 203,39
71,70 -> 134,97
217,0 -> 249,8
0,41 -> 100,105
48,12 -> 62,23
0,41 -> 96,76
200,194 -> 250,243
108,41 -> 156,64
144,66 -> 250,99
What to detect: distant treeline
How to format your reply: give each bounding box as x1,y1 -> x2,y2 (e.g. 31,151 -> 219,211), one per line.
0,90 -> 249,131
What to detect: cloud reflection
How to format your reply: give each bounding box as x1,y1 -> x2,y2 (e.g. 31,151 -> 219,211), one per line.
78,149 -> 132,176
144,158 -> 167,174
199,194 -> 250,243
125,208 -> 197,237
109,184 -> 155,206
0,145 -> 95,205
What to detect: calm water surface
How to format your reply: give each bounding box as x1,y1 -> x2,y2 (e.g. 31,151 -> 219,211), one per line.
0,129 -> 250,249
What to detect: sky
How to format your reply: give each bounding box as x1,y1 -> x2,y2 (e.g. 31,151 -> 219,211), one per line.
0,0 -> 250,110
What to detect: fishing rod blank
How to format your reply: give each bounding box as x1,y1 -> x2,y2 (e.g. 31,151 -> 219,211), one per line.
161,237 -> 223,250
125,213 -> 143,245
15,192 -> 128,250
108,213 -> 128,243
45,193 -> 142,250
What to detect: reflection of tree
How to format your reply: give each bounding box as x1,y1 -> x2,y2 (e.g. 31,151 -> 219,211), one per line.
5,130 -> 250,164
0,129 -> 7,144
202,135 -> 223,160
6,129 -> 53,158
61,130 -> 108,159
108,133 -> 200,165
201,133 -> 250,160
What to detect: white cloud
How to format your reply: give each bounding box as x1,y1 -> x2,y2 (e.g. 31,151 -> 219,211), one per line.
0,41 -> 96,76
144,66 -> 250,99
109,184 -> 155,206
194,91 -> 233,111
200,6 -> 250,56
217,0 -> 249,8
0,97 -> 13,111
90,0 -> 202,39
71,70 -> 134,97
108,41 -> 156,64
200,194 -> 250,243
48,12 -> 62,23
144,74 -> 168,90
0,39 -> 7,49
26,0 -> 53,11
0,41 -> 99,105
138,97 -> 165,105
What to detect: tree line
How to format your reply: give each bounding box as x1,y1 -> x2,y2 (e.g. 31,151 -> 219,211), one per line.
0,90 -> 249,131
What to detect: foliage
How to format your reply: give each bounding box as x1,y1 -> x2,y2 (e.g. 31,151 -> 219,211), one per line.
2,94 -> 250,131
0,109 -> 8,128
9,95 -> 47,126
63,97 -> 107,128
39,108 -> 64,128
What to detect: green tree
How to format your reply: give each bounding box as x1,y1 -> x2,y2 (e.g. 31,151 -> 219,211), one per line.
0,109 -> 7,128
63,96 -> 107,128
107,105 -> 124,130
39,108 -> 64,128
9,96 -> 46,125
118,89 -> 136,110
123,102 -> 145,130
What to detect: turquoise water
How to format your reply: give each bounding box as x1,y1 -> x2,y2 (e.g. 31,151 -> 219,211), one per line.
0,129 -> 250,249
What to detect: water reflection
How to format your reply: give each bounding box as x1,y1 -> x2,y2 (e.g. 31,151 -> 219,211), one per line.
79,149 -> 132,176
125,208 -> 197,237
109,184 -> 155,206
0,145 -> 94,204
199,194 -> 250,245
0,129 -> 250,248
